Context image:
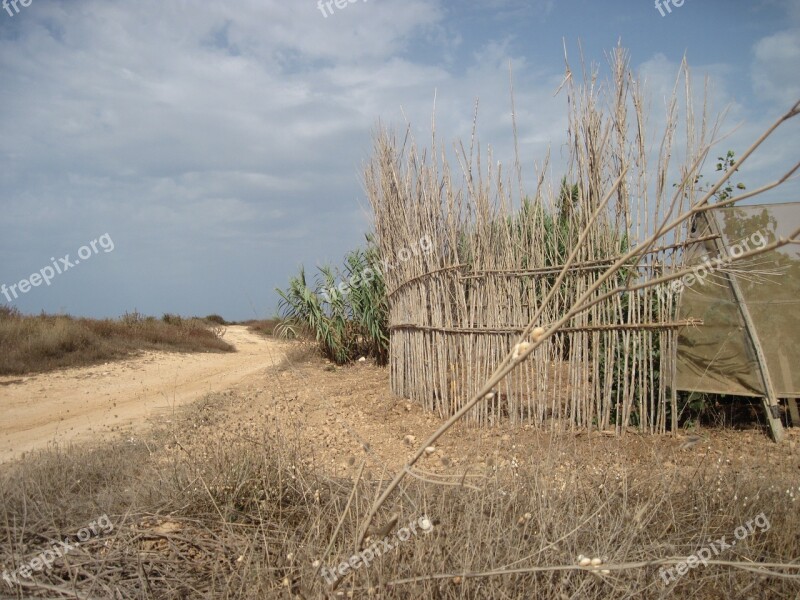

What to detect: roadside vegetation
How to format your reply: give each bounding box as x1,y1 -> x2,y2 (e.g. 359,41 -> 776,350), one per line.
0,307 -> 233,376
1,384 -> 797,599
276,238 -> 388,365
243,317 -> 283,337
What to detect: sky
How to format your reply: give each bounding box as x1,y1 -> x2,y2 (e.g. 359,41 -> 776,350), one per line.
1,0 -> 798,321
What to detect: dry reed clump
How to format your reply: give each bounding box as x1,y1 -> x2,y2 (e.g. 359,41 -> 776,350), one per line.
1,391 -> 798,598
365,47 -> 697,434
364,45 -> 798,439
0,308 -> 233,376
357,48 -> 798,536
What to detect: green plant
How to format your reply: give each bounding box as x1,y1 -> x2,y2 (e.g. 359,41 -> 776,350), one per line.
342,242 -> 388,364
276,240 -> 389,365
713,150 -> 746,202
678,150 -> 746,204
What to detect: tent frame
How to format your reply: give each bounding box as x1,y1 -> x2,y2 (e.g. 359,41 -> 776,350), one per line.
693,211 -> 785,441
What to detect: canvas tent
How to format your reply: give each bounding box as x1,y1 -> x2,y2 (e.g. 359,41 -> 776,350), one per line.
674,202 -> 800,440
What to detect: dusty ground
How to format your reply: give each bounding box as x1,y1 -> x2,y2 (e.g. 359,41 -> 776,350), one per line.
0,326 -> 293,462
2,331 -> 798,600
2,326 -> 799,485
160,338 -> 800,493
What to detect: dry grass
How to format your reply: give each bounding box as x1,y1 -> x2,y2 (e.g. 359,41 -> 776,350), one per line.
0,307 -> 233,376
1,386 -> 798,599
243,318 -> 283,337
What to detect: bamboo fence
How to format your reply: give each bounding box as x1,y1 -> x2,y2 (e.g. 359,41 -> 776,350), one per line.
365,48 -> 710,433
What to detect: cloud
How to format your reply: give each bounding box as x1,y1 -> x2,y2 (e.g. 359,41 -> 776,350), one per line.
0,1 -> 795,319
465,0 -> 555,21
751,29 -> 800,106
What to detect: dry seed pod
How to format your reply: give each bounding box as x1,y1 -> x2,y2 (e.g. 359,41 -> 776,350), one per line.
512,342 -> 531,360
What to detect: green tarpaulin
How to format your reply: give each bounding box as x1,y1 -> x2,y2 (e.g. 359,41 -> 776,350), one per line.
675,202 -> 800,397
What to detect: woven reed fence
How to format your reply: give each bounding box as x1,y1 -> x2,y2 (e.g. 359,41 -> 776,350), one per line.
365,49 -> 709,433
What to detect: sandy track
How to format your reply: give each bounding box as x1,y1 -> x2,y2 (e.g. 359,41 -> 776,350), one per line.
0,326 -> 287,463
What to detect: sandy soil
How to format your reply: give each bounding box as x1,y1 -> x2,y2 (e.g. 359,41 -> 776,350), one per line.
2,325 -> 798,481
161,341 -> 800,487
0,326 -> 292,463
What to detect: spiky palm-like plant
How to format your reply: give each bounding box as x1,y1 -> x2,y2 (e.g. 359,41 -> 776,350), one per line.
275,238 -> 389,365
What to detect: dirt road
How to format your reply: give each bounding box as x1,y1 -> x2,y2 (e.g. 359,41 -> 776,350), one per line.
0,326 -> 288,463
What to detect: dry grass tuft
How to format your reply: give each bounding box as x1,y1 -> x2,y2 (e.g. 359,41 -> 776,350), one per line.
243,318 -> 283,337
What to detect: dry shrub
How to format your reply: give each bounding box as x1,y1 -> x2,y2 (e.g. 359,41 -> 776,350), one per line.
1,391 -> 797,599
244,318 -> 283,337
0,311 -> 234,376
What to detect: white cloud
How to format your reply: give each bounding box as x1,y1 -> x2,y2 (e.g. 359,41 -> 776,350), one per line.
0,1 -> 795,318
751,29 -> 800,106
